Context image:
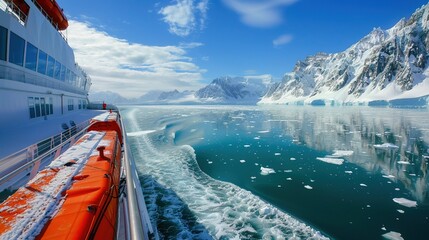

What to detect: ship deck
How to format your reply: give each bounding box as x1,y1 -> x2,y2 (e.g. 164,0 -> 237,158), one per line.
0,110 -> 103,159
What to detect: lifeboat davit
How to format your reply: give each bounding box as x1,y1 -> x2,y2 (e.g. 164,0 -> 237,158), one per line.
35,0 -> 68,30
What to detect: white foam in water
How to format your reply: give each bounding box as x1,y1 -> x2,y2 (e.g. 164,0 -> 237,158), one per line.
260,167 -> 276,175
393,198 -> 417,208
126,109 -> 328,239
382,231 -> 404,240
127,130 -> 154,137
316,157 -> 344,165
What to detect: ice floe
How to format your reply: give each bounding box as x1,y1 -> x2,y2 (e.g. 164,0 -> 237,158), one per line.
330,150 -> 354,157
382,231 -> 404,240
316,157 -> 344,165
393,198 -> 417,208
239,160 -> 246,163
304,185 -> 313,190
260,167 -> 276,175
374,143 -> 399,150
360,183 -> 367,187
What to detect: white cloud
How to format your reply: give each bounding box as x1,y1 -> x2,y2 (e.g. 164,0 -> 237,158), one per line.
67,20 -> 205,98
273,34 -> 293,46
159,0 -> 209,37
222,0 -> 297,27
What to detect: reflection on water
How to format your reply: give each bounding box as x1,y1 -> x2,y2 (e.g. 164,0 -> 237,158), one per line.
261,107 -> 429,204
121,105 -> 429,240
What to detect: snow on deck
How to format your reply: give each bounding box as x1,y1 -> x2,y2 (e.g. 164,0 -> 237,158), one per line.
0,130 -> 109,239
0,110 -> 104,159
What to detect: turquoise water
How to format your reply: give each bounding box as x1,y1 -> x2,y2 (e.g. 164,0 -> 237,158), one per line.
120,105 -> 429,239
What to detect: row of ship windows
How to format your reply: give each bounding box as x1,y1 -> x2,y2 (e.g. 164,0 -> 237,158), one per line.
28,97 -> 88,119
0,25 -> 86,89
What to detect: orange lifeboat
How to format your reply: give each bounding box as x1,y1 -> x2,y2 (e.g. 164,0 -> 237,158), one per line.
35,0 -> 68,30
0,112 -> 123,239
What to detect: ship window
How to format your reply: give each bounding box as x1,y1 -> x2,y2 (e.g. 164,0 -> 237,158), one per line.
60,64 -> 66,81
25,42 -> 38,71
28,97 -> 35,119
54,61 -> 61,80
9,32 -> 25,66
35,97 -> 41,117
49,97 -> 53,115
37,50 -> 47,74
66,68 -> 71,83
40,97 -> 46,116
47,55 -> 55,77
0,26 -> 7,61
68,99 -> 74,111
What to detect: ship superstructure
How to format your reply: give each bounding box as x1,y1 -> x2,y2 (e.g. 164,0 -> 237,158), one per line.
0,0 -> 91,127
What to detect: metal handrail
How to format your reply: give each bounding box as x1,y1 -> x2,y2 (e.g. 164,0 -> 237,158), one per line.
119,111 -> 154,240
1,0 -> 28,24
0,122 -> 90,186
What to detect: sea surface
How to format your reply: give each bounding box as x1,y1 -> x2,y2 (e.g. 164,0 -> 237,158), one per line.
120,105 -> 429,240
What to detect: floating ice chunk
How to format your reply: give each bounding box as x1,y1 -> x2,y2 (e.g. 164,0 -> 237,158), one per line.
316,157 -> 344,165
244,145 -> 251,148
260,167 -> 275,175
284,170 -> 292,173
381,227 -> 386,231
274,153 -> 281,156
382,231 -> 404,240
254,137 -> 260,140
240,160 -> 246,163
250,176 -> 256,179
374,143 -> 399,150
360,183 -> 367,187
345,171 -> 353,174
304,185 -> 313,190
286,178 -> 292,181
395,188 -> 400,191
393,198 -> 417,208
397,209 -> 404,214
331,150 -> 354,157
258,130 -> 270,133
208,161 -> 213,164
397,161 -> 410,165
290,157 -> 296,161
382,175 -> 395,180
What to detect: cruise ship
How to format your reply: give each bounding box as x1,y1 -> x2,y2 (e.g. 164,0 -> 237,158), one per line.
0,0 -> 154,239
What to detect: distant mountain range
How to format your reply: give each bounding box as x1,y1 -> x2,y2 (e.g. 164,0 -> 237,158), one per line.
90,4 -> 429,107
89,75 -> 273,105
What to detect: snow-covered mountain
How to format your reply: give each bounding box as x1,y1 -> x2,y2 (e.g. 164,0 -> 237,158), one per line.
260,4 -> 429,106
196,75 -> 272,104
90,75 -> 272,105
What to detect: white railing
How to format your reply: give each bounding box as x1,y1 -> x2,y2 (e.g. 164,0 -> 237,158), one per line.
0,0 -> 28,25
119,110 -> 156,240
0,120 -> 90,191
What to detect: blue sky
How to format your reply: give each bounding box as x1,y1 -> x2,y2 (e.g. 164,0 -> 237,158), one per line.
57,0 -> 429,98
